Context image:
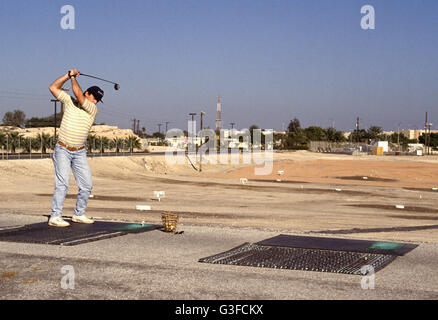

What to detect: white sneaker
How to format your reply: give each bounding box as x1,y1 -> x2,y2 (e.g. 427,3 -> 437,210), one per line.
72,215 -> 94,224
48,217 -> 70,228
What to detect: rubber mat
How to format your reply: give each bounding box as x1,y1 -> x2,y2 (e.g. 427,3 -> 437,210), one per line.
0,220 -> 161,246
199,235 -> 418,275
256,235 -> 418,256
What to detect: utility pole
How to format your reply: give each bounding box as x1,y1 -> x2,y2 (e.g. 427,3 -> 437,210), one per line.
426,118 -> 433,156
425,112 -> 428,155
189,113 -> 197,135
137,120 -> 140,135
157,124 -> 163,145
397,122 -> 402,155
189,113 -> 197,122
132,118 -> 137,134
165,122 -> 170,134
200,111 -> 205,172
230,123 -> 236,150
425,112 -> 431,155
189,113 -> 197,152
355,117 -> 360,144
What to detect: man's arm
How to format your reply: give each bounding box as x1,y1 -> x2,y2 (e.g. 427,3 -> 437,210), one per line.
49,72 -> 70,99
71,76 -> 86,106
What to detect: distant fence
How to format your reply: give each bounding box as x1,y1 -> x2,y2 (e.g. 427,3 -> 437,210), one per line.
308,141 -> 366,154
308,141 -> 428,155
0,137 -> 149,160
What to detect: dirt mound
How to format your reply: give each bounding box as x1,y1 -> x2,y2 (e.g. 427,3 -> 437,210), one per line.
0,125 -> 139,140
0,159 -> 53,179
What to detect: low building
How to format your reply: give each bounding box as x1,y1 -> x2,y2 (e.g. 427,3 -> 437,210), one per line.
407,143 -> 424,153
372,141 -> 389,152
384,129 -> 438,140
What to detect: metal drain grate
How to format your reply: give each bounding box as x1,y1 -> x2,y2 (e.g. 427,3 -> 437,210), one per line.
199,243 -> 398,275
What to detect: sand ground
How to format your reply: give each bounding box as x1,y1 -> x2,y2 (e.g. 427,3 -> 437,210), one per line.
1,150 -> 437,244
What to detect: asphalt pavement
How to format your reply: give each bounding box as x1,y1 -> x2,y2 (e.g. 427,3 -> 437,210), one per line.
0,213 -> 437,300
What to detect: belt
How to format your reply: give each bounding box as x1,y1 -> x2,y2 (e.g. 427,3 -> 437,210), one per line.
58,141 -> 85,151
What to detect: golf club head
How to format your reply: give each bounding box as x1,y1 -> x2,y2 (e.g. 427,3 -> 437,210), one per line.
114,84 -> 120,91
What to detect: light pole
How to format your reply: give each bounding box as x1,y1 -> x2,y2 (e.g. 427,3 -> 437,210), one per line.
355,117 -> 360,147
424,112 -> 433,155
200,111 -> 205,172
427,122 -> 433,155
230,123 -> 235,149
157,124 -> 163,145
397,122 -> 402,155
189,113 -> 197,122
189,113 -> 197,152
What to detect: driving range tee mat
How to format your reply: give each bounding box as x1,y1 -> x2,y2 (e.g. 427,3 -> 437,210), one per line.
0,220 -> 161,246
199,234 -> 418,275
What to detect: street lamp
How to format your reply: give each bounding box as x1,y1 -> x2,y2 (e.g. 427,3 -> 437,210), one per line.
189,113 -> 197,151
200,111 -> 205,172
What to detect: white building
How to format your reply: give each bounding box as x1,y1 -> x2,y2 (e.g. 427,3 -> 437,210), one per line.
373,141 -> 389,152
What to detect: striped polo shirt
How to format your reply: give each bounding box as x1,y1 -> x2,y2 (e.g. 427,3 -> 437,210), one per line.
57,90 -> 98,148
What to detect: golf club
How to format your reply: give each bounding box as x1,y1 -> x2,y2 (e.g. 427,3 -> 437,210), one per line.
80,73 -> 120,90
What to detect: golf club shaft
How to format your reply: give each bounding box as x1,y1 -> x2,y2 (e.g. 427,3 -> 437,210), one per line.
80,73 -> 117,85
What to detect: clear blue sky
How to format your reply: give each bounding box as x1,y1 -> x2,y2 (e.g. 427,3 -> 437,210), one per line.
0,0 -> 437,133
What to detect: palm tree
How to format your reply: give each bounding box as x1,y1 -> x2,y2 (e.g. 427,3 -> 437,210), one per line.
87,134 -> 97,153
6,132 -> 23,154
22,137 -> 41,153
141,127 -> 147,138
0,132 -> 6,151
125,136 -> 142,153
37,133 -> 52,154
111,137 -> 125,153
98,136 -> 110,154
367,126 -> 384,142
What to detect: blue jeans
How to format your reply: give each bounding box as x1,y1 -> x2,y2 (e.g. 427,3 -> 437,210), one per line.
51,143 -> 93,218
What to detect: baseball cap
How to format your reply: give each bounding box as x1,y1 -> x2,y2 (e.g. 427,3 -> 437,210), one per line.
86,86 -> 104,103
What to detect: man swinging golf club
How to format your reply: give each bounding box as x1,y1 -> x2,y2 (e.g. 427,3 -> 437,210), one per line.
48,69 -> 103,227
